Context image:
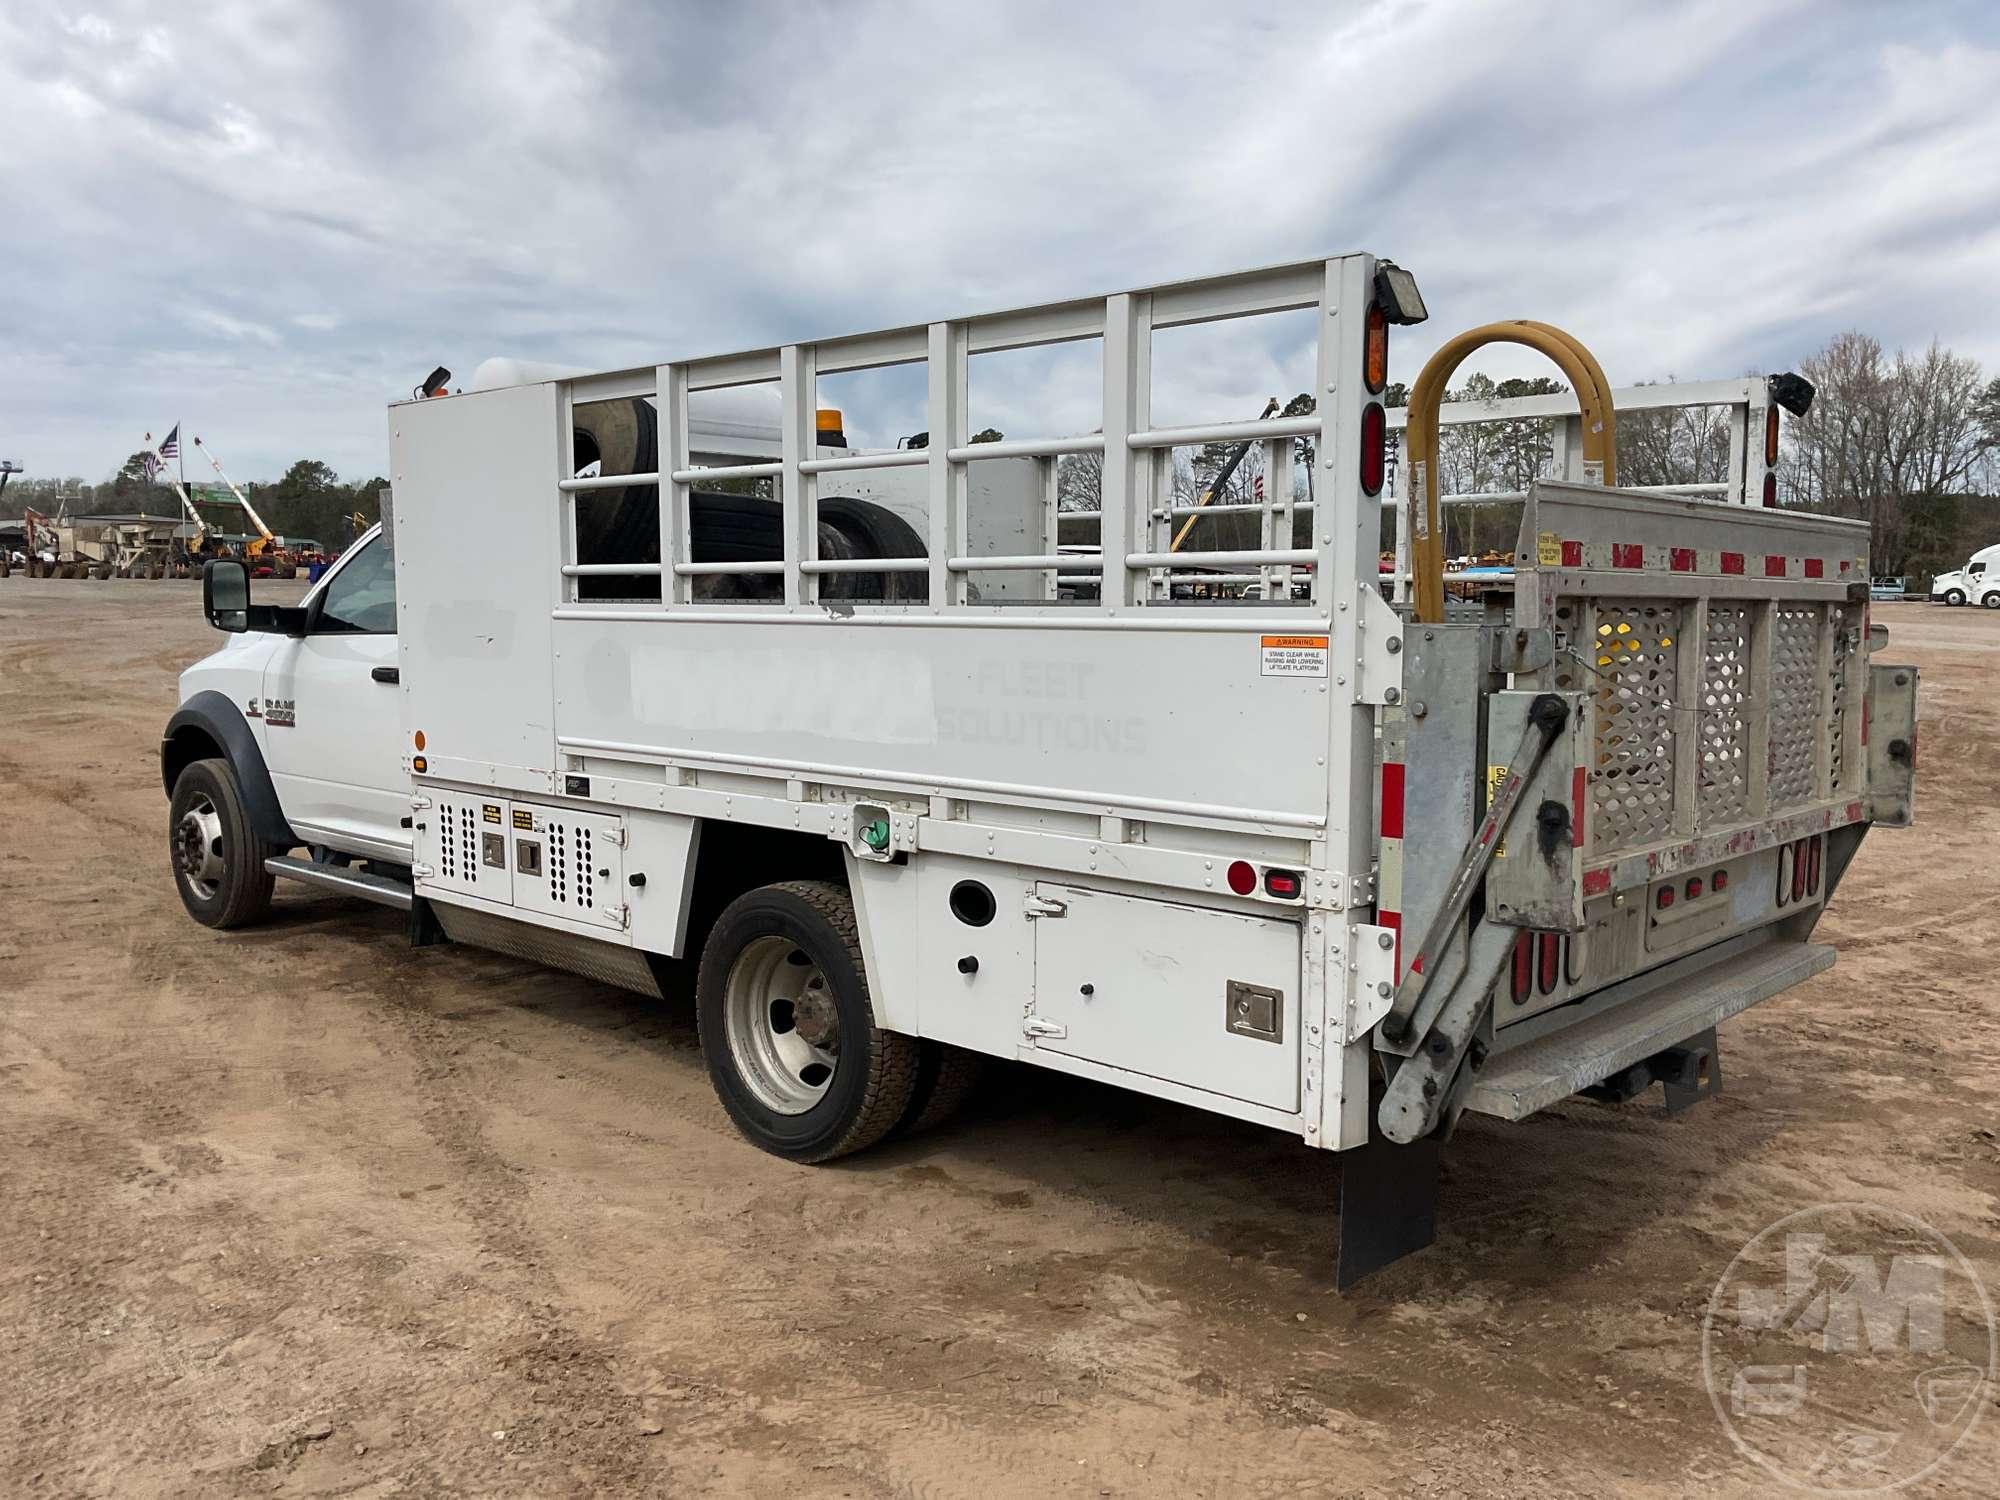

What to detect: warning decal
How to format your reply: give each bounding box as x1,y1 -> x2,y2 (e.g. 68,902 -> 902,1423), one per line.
1537,531 -> 1562,567
1260,634 -> 1329,678
1486,765 -> 1510,856
482,803 -> 501,825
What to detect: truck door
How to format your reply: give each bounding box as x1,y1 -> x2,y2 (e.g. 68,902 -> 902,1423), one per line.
260,531 -> 410,860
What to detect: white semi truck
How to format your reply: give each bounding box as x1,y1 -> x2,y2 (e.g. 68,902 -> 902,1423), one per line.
161,254 -> 1920,1284
1929,543 -> 2000,607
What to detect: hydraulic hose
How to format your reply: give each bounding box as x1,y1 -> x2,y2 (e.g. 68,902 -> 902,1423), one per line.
1403,323 -> 1617,622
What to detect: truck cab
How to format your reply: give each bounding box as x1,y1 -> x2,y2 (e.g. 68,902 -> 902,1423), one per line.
166,526 -> 409,876
1930,542 -> 2000,606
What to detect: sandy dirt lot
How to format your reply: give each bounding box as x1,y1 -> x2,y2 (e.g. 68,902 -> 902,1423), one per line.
2,578 -> 1996,1498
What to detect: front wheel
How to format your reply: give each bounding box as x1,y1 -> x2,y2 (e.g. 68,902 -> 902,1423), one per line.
697,881 -> 919,1163
1945,589 -> 1967,606
168,758 -> 275,929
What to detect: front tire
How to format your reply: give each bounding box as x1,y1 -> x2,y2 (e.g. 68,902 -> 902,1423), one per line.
1945,588 -> 1966,606
697,881 -> 919,1163
168,758 -> 275,929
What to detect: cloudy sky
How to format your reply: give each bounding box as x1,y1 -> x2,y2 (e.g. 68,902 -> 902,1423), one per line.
3,0 -> 1997,484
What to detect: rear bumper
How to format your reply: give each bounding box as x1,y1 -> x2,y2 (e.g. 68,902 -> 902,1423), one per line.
1465,936 -> 1834,1120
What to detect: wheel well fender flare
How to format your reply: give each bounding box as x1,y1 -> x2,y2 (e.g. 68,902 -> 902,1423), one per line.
161,690 -> 297,848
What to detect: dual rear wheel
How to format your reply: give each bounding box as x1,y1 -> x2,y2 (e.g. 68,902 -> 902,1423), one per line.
696,880 -> 981,1162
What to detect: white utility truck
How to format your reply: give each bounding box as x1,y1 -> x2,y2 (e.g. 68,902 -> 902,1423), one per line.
163,255 -> 1920,1284
1929,543 -> 2000,607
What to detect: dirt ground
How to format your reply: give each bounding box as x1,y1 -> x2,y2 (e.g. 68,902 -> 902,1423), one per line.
2,577 -> 1996,1499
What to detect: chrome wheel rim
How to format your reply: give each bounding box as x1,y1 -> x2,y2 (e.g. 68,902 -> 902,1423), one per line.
174,797 -> 226,900
722,935 -> 839,1115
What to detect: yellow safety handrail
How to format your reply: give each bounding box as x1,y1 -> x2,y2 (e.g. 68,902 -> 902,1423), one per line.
1403,321 -> 1617,622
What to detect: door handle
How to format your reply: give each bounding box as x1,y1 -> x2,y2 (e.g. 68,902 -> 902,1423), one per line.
371,666 -> 400,684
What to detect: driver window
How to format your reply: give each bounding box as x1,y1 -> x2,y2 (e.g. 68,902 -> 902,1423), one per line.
315,538 -> 397,634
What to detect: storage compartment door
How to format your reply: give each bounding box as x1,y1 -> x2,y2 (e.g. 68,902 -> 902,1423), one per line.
1030,884 -> 1301,1112
421,794 -> 513,901
509,804 -> 628,932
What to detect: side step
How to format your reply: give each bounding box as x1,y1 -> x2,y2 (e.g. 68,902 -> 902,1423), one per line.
1465,939 -> 1835,1120
264,856 -> 413,911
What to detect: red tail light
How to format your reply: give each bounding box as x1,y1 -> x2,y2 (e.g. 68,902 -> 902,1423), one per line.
1712,868 -> 1729,893
1762,472 -> 1778,508
1359,401 -> 1386,495
1537,932 -> 1561,995
1510,931 -> 1532,1003
1685,876 -> 1703,901
1656,885 -> 1675,910
1792,840 -> 1809,902
1263,868 -> 1301,899
1807,836 -> 1822,896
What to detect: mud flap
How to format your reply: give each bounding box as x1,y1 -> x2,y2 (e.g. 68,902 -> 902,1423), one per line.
1335,1123 -> 1442,1290
408,895 -> 450,948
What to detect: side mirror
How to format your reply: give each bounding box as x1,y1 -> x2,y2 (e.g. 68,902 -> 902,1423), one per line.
203,558 -> 250,632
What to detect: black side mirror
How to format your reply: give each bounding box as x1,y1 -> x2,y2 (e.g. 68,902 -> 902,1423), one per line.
203,558 -> 250,632
203,558 -> 308,636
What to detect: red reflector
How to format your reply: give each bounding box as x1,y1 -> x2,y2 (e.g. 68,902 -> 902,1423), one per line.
1721,551 -> 1745,575
1792,840 -> 1808,902
1670,547 -> 1696,572
1656,885 -> 1674,910
1560,540 -> 1583,568
1804,557 -> 1824,578
1766,554 -> 1788,577
1380,759 -> 1406,839
1263,869 -> 1301,899
1611,542 -> 1644,569
1712,869 -> 1728,893
1762,472 -> 1778,507
1537,932 -> 1560,995
1510,931 -> 1532,1003
1685,876 -> 1703,900
1359,401 -> 1386,495
1226,860 -> 1257,896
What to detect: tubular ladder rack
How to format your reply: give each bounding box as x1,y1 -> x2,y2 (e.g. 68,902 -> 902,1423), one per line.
546,255 -> 1388,617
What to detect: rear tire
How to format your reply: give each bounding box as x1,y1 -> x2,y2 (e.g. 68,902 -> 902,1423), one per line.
168,758 -> 275,929
697,881 -> 919,1163
1983,593 -> 2000,610
896,1041 -> 985,1137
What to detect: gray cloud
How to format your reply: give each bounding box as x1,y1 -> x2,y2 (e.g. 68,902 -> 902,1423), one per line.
3,0 -> 1996,483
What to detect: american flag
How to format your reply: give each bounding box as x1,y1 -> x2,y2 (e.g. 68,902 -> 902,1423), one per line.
157,423 -> 180,459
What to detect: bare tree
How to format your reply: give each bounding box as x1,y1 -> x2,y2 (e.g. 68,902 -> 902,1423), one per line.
1783,333 -> 1987,571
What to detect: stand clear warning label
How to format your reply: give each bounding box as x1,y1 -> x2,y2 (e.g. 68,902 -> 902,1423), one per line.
1260,634 -> 1329,678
